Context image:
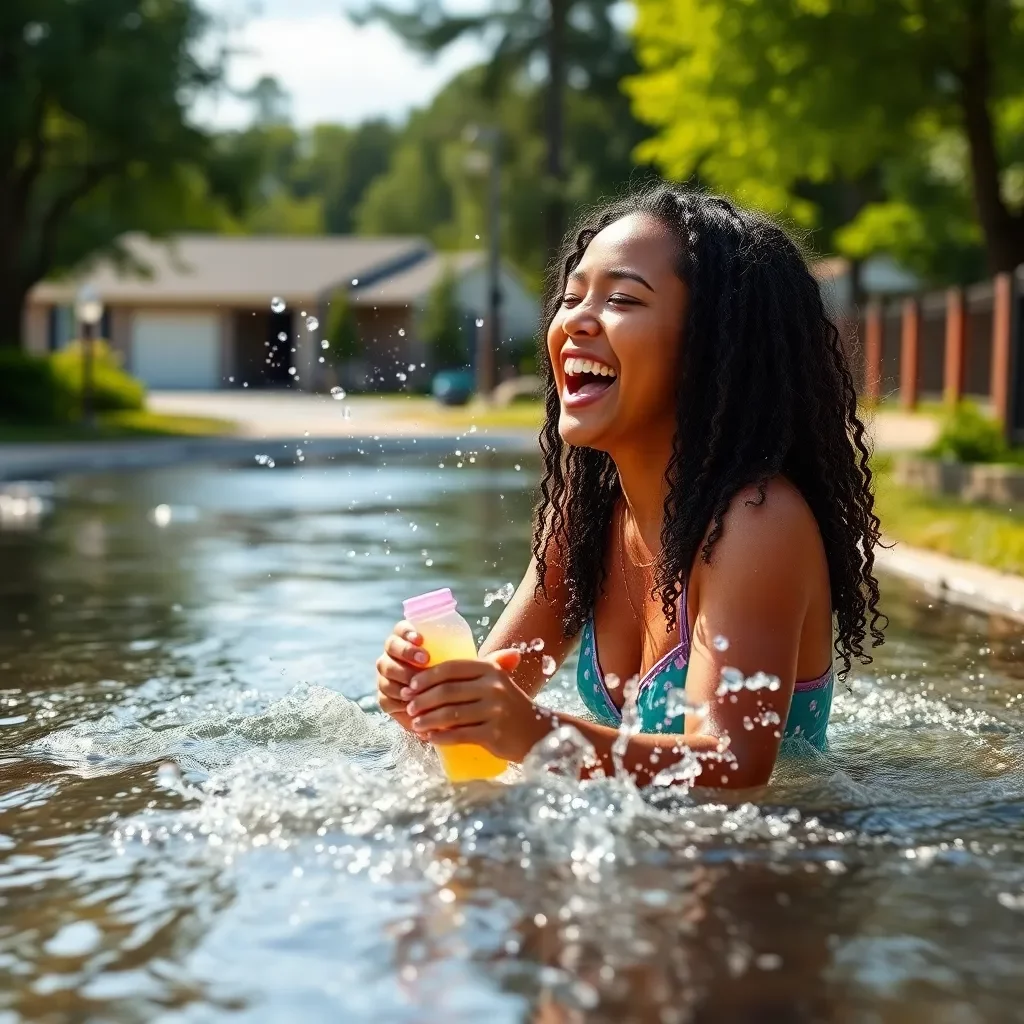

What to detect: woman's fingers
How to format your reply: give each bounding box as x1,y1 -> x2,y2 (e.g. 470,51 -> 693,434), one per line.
385,628 -> 430,668
411,700 -> 487,733
407,659 -> 491,693
376,654 -> 415,688
427,725 -> 488,746
405,681 -> 484,715
377,673 -> 407,702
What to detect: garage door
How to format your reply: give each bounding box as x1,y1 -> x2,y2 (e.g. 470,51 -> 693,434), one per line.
132,312 -> 221,389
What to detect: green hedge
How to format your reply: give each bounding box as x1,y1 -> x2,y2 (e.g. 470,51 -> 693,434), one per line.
929,401 -> 1008,464
51,340 -> 145,413
0,352 -> 75,423
0,342 -> 145,425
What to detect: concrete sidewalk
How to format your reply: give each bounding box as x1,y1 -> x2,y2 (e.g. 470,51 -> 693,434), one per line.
147,392 -> 462,439
875,541 -> 1024,622
146,391 -> 939,450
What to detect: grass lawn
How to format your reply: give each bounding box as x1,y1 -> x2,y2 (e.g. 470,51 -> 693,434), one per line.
0,409 -> 237,443
389,396 -> 544,432
873,458 -> 1024,575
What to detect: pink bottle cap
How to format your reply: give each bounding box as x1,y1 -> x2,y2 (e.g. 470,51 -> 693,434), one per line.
403,587 -> 458,621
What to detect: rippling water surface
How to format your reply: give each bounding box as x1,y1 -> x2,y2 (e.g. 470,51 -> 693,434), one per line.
2,451 -> 1024,1023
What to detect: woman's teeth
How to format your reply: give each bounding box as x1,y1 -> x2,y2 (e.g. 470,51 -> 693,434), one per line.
564,356 -> 617,378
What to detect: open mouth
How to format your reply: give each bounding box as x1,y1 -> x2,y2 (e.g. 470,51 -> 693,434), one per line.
563,355 -> 617,401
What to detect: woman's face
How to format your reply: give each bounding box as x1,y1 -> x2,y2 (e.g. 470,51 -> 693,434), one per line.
546,212 -> 689,452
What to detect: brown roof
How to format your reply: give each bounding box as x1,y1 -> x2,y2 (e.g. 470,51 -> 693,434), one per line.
349,250 -> 485,306
29,233 -> 429,306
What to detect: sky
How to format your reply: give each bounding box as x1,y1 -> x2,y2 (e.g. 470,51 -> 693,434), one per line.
194,0 -> 488,129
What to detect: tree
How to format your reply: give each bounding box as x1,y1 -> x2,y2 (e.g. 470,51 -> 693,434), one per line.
324,288 -> 361,364
421,267 -> 466,370
629,0 -> 1024,277
360,0 -> 640,263
356,64 -> 648,284
302,122 -> 397,234
0,0 -> 241,347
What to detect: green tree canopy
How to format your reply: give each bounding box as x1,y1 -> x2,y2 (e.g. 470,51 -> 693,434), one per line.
355,64 -> 649,284
361,0 -> 643,261
420,267 -> 466,370
0,0 -> 245,346
628,0 -> 1024,281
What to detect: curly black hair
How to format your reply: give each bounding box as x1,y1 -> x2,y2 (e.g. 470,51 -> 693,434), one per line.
531,183 -> 885,678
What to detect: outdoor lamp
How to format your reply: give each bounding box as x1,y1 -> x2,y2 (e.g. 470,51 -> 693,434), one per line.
75,285 -> 104,427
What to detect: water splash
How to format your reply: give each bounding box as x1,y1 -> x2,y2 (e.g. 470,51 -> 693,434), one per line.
484,583 -> 515,608
523,725 -> 597,780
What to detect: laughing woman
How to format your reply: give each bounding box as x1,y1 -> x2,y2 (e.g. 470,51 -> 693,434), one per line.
376,183 -> 885,788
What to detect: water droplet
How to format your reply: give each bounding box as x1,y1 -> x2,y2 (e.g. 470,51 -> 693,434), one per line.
351,278 -> 359,286
321,339 -> 330,350
156,761 -> 181,788
343,407 -> 352,420
398,328 -> 406,337
288,367 -> 297,376
756,953 -> 783,971
527,637 -> 545,652
541,655 -> 557,676
475,318 -> 485,328
270,297 -> 285,313
484,582 -> 515,607
523,724 -> 596,779
475,234 -> 480,240
665,687 -> 707,720
605,672 -> 620,690
277,331 -> 287,342
305,315 -> 319,331
396,372 -> 407,381
713,634 -> 730,652
330,387 -> 346,401
145,503 -> 173,529
408,363 -> 416,371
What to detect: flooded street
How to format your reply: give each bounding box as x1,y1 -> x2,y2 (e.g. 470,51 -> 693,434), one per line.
3,452 -> 1024,1022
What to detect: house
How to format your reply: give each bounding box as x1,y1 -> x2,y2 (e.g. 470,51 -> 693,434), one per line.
811,255 -> 922,313
24,234 -> 539,391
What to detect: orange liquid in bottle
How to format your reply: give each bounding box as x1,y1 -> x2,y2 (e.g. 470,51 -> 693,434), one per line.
403,589 -> 508,782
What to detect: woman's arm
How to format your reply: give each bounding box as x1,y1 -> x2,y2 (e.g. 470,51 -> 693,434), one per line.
409,480 -> 826,788
545,480 -> 825,787
478,549 -> 575,698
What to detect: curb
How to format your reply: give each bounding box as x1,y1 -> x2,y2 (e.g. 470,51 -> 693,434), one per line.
875,541 -> 1024,623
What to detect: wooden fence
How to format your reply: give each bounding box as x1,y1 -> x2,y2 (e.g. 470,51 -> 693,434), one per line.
853,266 -> 1024,440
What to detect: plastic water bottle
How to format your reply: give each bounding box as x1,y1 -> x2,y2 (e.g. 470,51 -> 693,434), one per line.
402,588 -> 508,782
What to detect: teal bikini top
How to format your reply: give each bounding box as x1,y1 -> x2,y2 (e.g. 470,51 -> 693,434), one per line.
576,584 -> 833,750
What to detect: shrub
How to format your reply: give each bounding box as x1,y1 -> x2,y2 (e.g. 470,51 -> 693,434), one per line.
0,351 -> 75,423
324,289 -> 361,364
421,268 -> 467,371
930,401 -> 1008,464
51,340 -> 145,412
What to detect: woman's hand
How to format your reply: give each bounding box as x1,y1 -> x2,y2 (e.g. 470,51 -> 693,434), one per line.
404,649 -> 553,762
375,620 -> 431,732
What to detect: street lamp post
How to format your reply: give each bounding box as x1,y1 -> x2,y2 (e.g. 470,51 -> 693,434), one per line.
75,286 -> 104,428
464,126 -> 502,401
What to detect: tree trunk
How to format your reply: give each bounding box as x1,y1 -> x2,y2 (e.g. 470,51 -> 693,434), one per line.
0,278 -> 28,349
959,6 -> 1024,273
544,0 -> 568,267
